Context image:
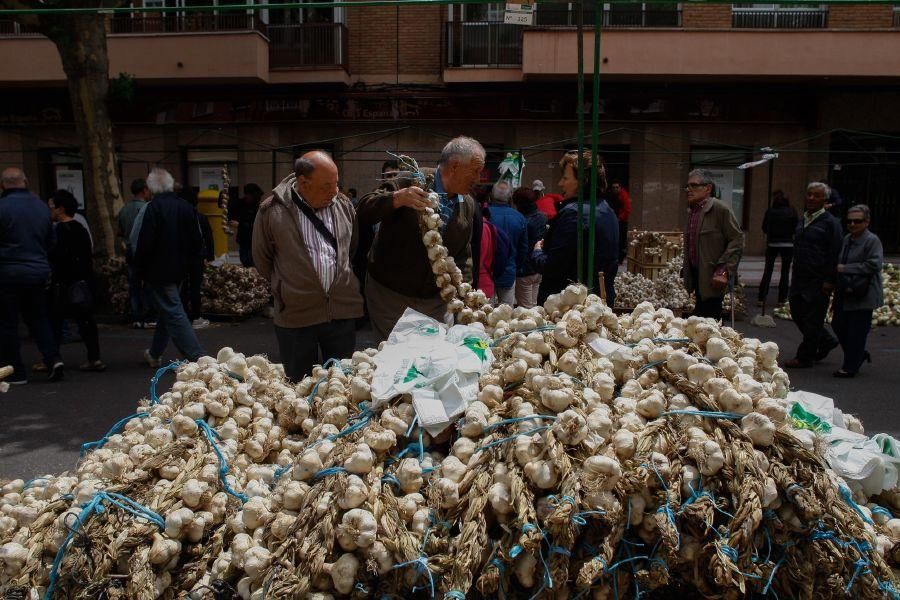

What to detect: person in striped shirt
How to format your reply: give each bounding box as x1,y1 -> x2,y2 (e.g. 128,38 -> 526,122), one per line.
252,151 -> 364,381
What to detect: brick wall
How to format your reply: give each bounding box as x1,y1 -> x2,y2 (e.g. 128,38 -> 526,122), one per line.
828,5 -> 894,28
346,2 -> 443,80
682,4 -> 732,28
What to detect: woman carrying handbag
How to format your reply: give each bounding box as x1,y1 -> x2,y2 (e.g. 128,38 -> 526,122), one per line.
831,204 -> 883,378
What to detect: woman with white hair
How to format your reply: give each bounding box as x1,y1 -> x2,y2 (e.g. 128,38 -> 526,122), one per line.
831,204 -> 883,378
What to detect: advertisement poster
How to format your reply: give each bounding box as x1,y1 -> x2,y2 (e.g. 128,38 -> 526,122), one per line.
55,168 -> 85,210
198,167 -> 221,191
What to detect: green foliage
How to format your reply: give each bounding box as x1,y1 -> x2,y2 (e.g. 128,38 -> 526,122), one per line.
108,72 -> 136,105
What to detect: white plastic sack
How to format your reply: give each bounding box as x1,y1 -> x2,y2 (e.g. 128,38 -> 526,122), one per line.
587,336 -> 636,363
825,429 -> 900,497
785,390 -> 846,429
370,308 -> 494,435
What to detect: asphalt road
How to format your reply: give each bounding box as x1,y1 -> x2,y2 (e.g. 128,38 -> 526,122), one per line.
2,296 -> 898,481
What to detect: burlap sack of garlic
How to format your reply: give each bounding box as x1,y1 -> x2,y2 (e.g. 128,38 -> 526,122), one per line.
2,158 -> 899,599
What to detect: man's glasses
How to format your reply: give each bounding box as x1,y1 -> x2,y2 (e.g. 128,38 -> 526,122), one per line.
684,183 -> 707,190
846,218 -> 867,224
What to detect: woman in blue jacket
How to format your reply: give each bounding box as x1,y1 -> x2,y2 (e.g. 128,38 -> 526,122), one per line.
533,150 -> 619,305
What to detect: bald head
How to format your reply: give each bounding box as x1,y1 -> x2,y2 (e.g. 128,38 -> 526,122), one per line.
294,150 -> 339,209
1,167 -> 27,190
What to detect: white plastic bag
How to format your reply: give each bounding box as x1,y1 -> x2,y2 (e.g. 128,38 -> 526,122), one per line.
370,309 -> 493,435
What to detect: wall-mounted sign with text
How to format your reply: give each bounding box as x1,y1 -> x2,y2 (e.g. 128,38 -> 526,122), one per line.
504,3 -> 534,25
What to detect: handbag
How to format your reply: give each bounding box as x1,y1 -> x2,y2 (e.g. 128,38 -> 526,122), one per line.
837,244 -> 871,300
68,280 -> 93,309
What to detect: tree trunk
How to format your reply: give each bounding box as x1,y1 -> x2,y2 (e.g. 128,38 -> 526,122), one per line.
48,15 -> 123,258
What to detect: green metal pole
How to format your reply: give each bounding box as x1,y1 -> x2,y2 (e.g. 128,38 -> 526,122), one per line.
587,0 -> 600,291
576,0 -> 585,284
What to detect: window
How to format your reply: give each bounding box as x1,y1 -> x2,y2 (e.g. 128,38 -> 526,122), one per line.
690,149 -> 750,228
732,3 -> 828,28
533,2 -> 681,27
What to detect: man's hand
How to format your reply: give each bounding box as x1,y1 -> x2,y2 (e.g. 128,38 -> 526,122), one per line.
534,239 -> 544,252
836,264 -> 845,273
392,186 -> 430,211
228,220 -> 239,230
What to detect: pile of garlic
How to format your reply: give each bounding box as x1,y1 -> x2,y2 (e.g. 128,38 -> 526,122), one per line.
202,263 -> 271,316
100,257 -> 130,315
2,294 -> 898,599
615,255 -> 694,310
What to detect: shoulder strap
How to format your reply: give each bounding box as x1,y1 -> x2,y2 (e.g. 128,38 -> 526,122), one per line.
291,188 -> 337,251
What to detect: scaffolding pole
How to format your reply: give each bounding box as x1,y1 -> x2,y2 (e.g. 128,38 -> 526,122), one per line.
587,2 -> 601,291
576,0 -> 586,284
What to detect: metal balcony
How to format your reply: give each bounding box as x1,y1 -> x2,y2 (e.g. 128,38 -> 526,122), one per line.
445,21 -> 523,67
732,8 -> 828,28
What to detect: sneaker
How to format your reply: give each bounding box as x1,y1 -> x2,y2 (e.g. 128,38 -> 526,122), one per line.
144,349 -> 163,368
6,377 -> 27,386
192,317 -> 210,329
31,361 -> 48,373
132,321 -> 144,329
47,361 -> 65,382
143,321 -> 157,329
79,360 -> 106,372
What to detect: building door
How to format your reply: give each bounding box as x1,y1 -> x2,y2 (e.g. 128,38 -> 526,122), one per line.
829,131 -> 900,253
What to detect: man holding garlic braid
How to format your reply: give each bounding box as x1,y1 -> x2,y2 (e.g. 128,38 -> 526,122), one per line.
357,137 -> 483,341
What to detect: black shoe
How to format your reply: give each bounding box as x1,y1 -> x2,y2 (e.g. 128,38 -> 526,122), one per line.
833,370 -> 856,378
815,338 -> 839,362
47,361 -> 64,382
864,351 -> 872,364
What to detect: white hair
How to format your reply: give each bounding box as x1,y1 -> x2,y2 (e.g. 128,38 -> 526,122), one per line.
439,136 -> 485,166
806,181 -> 831,200
147,168 -> 175,194
491,181 -> 512,203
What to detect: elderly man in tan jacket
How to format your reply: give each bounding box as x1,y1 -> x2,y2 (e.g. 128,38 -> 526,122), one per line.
252,151 -> 363,381
682,168 -> 744,318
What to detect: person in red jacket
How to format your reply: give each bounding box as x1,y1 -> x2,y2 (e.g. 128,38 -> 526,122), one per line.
610,181 -> 632,263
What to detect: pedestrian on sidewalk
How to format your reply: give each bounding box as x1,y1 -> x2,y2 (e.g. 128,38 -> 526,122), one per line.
487,181 -> 527,306
117,178 -> 155,328
253,151 -> 363,381
610,180 -> 632,264
47,189 -> 104,372
682,169 -> 744,319
133,168 -> 207,365
831,204 -> 883,378
181,195 -> 214,329
513,186 -> 546,308
758,190 -> 798,306
0,167 -> 64,382
784,182 -> 843,369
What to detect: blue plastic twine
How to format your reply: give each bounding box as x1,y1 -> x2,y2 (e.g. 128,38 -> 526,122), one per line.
149,361 -> 184,405
393,556 -> 435,598
839,485 -> 874,525
80,412 -> 149,457
44,491 -> 164,600
195,419 -> 248,503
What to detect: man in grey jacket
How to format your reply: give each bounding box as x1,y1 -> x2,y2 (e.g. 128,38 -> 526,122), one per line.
253,151 -> 363,381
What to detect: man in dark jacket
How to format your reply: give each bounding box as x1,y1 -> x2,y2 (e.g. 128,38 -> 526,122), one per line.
134,168 -> 206,365
0,167 -> 64,383
758,190 -> 798,305
357,137 -> 483,341
228,183 -> 262,267
784,182 -> 843,368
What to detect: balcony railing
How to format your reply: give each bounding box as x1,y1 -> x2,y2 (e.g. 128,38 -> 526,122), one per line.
732,8 -> 828,28
535,5 -> 683,27
267,23 -> 347,69
109,13 -> 265,34
0,20 -> 42,36
445,21 -> 523,67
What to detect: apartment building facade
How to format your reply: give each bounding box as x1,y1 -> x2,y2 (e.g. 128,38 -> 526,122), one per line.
1,1 -> 899,253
